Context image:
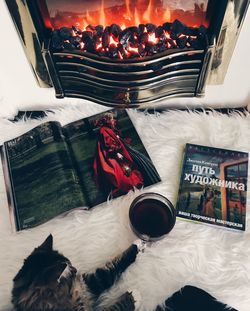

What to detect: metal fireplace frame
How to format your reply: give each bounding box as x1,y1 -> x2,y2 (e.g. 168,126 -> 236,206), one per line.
4,0 -> 250,107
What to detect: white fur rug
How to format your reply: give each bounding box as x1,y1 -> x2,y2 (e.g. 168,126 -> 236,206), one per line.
0,105 -> 250,311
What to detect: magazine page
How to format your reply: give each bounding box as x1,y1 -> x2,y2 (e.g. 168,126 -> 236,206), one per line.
63,109 -> 161,207
0,146 -> 16,233
3,122 -> 86,231
176,144 -> 248,231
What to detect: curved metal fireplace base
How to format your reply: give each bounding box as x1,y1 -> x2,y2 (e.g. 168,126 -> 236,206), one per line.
45,48 -> 211,107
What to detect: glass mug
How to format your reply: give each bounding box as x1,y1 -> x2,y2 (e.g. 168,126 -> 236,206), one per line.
129,192 -> 176,242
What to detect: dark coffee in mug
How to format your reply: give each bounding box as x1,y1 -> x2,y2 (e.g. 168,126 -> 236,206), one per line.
129,193 -> 176,240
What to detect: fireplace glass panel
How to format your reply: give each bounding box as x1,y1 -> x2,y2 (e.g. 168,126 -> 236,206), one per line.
40,0 -> 210,30
36,0 -> 211,63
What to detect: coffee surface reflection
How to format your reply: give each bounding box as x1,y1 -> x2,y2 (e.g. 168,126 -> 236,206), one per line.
129,193 -> 176,241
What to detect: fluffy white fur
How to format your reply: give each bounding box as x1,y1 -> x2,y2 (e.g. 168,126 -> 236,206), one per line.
0,105 -> 249,311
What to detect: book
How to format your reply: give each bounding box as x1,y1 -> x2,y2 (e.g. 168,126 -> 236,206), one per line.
176,144 -> 248,231
1,109 -> 161,231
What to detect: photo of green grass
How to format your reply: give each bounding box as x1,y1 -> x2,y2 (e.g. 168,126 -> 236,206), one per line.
6,123 -> 86,230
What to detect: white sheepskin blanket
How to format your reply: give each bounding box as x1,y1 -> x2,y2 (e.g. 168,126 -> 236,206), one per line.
0,104 -> 250,311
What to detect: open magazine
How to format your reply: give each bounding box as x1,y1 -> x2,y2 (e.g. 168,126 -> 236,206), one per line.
1,109 -> 161,231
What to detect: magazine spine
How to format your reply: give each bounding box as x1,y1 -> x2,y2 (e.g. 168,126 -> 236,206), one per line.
1,144 -> 21,231
62,128 -> 91,208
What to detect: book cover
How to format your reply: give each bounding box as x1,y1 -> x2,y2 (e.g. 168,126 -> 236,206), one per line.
176,144 -> 248,231
2,109 -> 161,231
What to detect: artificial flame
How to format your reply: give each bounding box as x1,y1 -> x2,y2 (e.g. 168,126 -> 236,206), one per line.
100,0 -> 106,27
48,0 -> 209,31
86,10 -> 94,24
82,18 -> 88,31
143,0 -> 153,23
163,7 -> 171,22
124,0 -> 132,20
78,0 -> 172,31
134,8 -> 140,26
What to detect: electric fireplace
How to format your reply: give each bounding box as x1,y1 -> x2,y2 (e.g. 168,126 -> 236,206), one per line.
5,0 -> 250,107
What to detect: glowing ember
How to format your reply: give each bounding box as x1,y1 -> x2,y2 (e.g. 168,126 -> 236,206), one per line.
51,19 -> 208,60
148,33 -> 159,44
109,36 -> 119,47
